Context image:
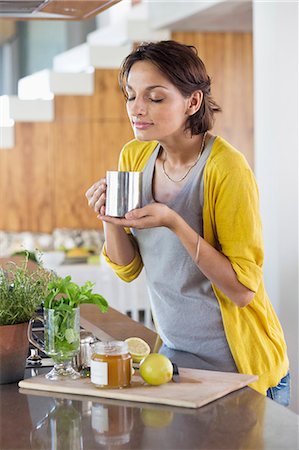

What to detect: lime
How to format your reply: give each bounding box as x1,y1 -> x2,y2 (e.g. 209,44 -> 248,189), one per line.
125,337 -> 151,363
139,353 -> 173,386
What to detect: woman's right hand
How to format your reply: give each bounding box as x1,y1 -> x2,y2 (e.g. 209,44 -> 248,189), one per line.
85,178 -> 106,217
86,178 -> 137,266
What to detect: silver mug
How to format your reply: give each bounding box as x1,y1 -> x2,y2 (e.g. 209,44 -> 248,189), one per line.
105,171 -> 142,217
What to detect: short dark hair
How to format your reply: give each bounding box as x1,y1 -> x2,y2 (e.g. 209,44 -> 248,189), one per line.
119,40 -> 221,135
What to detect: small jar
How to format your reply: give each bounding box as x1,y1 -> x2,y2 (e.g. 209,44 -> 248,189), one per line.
91,403 -> 134,445
90,341 -> 132,389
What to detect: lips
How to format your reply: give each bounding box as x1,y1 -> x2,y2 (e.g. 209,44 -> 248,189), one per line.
133,121 -> 153,130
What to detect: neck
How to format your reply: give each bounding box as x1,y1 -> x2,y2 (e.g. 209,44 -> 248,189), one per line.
159,132 -> 208,166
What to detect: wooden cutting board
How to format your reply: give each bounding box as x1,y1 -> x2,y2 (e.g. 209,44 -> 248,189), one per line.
19,369 -> 257,409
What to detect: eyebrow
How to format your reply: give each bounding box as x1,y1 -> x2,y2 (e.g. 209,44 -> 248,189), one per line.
126,84 -> 169,91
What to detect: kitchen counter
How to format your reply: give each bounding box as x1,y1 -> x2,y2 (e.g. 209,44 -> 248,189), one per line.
0,306 -> 298,450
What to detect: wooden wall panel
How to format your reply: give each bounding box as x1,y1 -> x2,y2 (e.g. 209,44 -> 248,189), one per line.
0,123 -> 53,232
52,119 -> 133,229
172,32 -> 253,167
55,70 -> 128,121
53,69 -> 133,229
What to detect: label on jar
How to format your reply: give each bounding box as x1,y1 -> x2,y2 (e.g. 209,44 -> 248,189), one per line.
91,360 -> 108,385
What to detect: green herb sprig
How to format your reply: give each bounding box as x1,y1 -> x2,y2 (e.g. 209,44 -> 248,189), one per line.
44,276 -> 108,312
0,256 -> 53,326
43,276 -> 108,362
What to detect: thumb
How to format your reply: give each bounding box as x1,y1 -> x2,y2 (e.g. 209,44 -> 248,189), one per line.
125,206 -> 149,220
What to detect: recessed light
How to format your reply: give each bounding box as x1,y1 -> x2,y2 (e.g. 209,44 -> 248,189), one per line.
63,8 -> 77,13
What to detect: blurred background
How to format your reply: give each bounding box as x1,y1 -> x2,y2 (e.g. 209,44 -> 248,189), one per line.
0,0 -> 298,413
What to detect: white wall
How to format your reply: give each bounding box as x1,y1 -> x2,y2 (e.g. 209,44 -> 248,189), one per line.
253,0 -> 298,413
25,22 -> 66,75
19,20 -> 96,78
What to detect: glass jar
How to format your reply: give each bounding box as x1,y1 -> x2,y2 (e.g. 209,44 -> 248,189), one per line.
91,403 -> 134,445
90,341 -> 132,389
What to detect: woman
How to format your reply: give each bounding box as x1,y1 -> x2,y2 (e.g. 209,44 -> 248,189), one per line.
86,41 -> 289,405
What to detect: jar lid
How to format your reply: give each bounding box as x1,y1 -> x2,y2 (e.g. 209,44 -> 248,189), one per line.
91,340 -> 129,355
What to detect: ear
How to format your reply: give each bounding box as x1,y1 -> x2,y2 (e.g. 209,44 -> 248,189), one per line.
186,91 -> 203,116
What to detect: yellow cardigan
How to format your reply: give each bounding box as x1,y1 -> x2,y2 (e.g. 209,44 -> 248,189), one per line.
103,137 -> 289,395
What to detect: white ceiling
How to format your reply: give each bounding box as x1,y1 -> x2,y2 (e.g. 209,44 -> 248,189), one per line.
150,1 -> 252,33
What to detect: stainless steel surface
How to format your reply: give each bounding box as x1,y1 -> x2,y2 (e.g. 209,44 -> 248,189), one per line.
26,349 -> 42,367
79,330 -> 97,369
27,315 -> 45,354
5,370 -> 299,450
73,330 -> 98,372
106,171 -> 142,217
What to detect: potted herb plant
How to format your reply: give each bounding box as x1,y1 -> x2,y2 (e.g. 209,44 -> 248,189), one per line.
0,256 -> 53,384
28,275 -> 108,380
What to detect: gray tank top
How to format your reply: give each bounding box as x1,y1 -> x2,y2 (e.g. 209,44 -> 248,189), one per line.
132,137 -> 237,372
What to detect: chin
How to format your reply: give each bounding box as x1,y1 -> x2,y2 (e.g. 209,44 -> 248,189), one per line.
134,131 -> 157,142
135,137 -> 156,142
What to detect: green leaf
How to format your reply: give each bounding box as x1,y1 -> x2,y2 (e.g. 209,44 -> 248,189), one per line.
80,293 -> 109,312
65,328 -> 76,344
56,303 -> 73,313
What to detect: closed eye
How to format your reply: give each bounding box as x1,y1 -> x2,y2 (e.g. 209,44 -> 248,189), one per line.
127,97 -> 164,103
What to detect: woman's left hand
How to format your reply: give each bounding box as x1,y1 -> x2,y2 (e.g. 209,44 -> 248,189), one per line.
100,203 -> 177,230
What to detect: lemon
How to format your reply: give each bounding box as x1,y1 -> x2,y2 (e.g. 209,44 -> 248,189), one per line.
67,247 -> 90,257
125,337 -> 151,363
139,353 -> 173,386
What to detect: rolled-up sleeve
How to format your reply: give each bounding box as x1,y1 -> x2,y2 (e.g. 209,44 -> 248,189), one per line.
102,235 -> 144,282
214,165 -> 264,293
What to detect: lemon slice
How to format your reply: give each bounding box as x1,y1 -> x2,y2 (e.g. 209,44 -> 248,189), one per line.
125,337 -> 151,363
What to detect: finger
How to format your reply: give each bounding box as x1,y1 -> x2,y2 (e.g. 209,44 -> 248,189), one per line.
94,192 -> 106,213
101,215 -> 153,230
86,179 -> 106,199
96,204 -> 106,220
89,184 -> 106,208
96,208 -> 105,220
86,182 -> 100,199
125,207 -> 149,220
88,190 -> 101,209
100,216 -> 129,227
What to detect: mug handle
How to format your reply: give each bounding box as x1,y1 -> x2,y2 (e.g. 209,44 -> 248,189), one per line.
27,316 -> 45,354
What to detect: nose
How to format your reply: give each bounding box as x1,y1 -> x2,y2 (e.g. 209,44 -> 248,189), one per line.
128,96 -> 147,116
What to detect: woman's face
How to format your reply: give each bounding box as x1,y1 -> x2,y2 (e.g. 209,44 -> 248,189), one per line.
126,61 -> 191,142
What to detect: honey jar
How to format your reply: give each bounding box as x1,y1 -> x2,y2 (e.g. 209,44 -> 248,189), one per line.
91,403 -> 134,445
90,341 -> 132,389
